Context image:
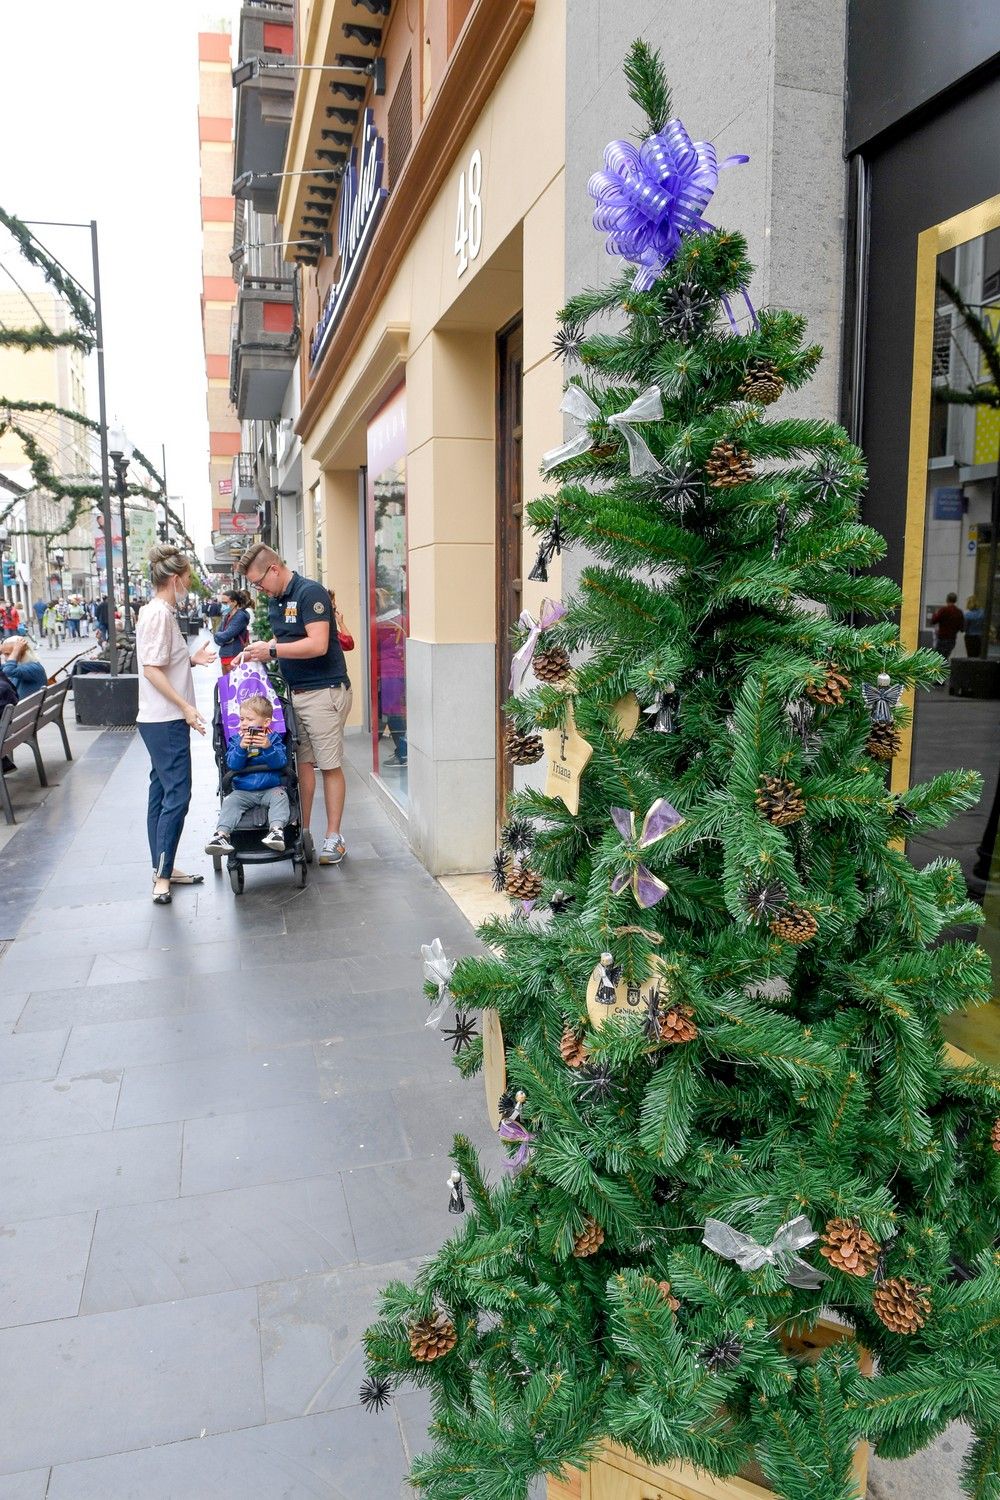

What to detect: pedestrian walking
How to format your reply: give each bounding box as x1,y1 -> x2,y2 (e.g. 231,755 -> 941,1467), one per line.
964,595 -> 985,658
236,543 -> 352,865
136,545 -> 217,905
1,602 -> 21,639
930,592 -> 965,661
205,693 -> 290,855
94,595 -> 108,646
1,637 -> 47,698
42,601 -> 62,649
213,588 -> 251,674
67,598 -> 84,638
32,598 -> 45,636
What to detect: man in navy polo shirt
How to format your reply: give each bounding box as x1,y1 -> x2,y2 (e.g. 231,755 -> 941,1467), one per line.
237,543 -> 352,865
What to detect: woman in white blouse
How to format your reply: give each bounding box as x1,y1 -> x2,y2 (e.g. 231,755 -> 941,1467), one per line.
136,546 -> 217,905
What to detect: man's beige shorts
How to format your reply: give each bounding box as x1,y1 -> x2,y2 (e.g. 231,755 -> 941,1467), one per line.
291,684 -> 353,770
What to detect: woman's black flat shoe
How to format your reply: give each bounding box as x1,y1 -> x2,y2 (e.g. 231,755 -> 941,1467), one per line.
152,890 -> 173,905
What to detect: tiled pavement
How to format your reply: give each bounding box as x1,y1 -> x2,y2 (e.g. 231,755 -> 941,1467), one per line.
0,665 -> 503,1497
0,653 -> 976,1497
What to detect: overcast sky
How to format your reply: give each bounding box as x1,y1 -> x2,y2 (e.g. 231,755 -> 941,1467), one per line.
2,2 -> 242,552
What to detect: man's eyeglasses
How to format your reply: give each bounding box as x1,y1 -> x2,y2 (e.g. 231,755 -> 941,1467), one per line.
247,562 -> 279,588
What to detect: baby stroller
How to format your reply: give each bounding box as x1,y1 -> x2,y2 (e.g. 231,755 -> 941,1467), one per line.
210,665 -> 314,893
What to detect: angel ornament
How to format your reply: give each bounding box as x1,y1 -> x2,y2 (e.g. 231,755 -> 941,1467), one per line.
862,672 -> 903,724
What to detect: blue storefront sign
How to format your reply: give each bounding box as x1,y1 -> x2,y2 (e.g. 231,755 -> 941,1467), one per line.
932,487 -> 964,520
309,108 -> 388,371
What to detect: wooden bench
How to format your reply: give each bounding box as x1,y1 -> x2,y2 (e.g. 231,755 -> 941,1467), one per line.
36,679 -> 73,764
0,689 -> 47,824
0,682 -> 74,824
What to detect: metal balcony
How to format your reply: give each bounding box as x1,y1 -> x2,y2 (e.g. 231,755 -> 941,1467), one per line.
233,1 -> 295,215
232,452 -> 263,516
230,274 -> 300,421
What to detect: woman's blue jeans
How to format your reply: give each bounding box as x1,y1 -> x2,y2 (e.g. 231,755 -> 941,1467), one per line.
138,719 -> 192,878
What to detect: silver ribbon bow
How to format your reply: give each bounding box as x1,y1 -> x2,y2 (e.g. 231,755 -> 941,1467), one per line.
541,385 -> 663,477
421,938 -> 454,1029
702,1215 -> 830,1290
509,598 -> 568,693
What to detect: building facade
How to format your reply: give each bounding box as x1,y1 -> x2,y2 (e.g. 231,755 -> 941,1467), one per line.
279,0 -> 565,872
0,286 -> 96,611
197,22 -> 243,579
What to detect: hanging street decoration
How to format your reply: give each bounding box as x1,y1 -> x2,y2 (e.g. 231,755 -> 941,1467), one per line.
551,322 -> 584,363
609,798 -> 684,908
441,1012 -> 478,1054
743,878 -> 789,924
527,511 -> 566,584
587,119 -> 749,292
540,383 -> 664,477
447,1169 -> 466,1214
644,685 -> 680,733
585,951 -> 663,1031
481,1009 -> 507,1130
702,1215 -> 831,1290
509,599 -> 568,693
541,700 -> 594,817
862,673 -> 904,724
421,939 -> 454,1029
359,1374 -> 394,1413
658,465 -> 703,512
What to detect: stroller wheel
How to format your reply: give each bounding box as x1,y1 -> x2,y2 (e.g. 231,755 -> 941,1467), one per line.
293,855 -> 308,888
302,830 -> 315,865
228,860 -> 245,896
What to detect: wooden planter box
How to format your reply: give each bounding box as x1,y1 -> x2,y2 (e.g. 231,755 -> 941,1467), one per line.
548,1320 -> 871,1500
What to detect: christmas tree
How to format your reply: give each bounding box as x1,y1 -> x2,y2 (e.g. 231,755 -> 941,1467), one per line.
363,43 -> 1000,1500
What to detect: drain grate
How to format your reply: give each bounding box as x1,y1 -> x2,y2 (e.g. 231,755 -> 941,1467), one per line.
103,724 -> 137,733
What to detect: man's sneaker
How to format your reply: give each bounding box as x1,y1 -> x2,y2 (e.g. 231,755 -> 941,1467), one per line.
205,831 -> 235,855
319,835 -> 346,865
262,826 -> 285,852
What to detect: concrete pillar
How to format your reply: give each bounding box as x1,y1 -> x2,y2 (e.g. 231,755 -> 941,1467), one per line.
406,329 -> 497,874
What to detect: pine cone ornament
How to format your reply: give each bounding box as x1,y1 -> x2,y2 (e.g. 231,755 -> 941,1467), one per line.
408,1312 -> 458,1362
820,1218 -> 881,1277
770,903 -> 819,945
533,645 -> 571,684
866,721 -> 902,761
642,1277 -> 680,1310
873,1277 -> 930,1334
504,724 -> 544,765
806,664 -> 852,708
739,360 -> 785,405
705,440 -> 754,488
560,1023 -> 588,1068
505,862 -> 544,901
572,1216 -> 605,1258
659,1003 -> 698,1044
756,774 -> 806,827
991,1118 -> 1000,1153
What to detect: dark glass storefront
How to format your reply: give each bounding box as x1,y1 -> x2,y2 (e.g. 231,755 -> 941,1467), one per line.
845,7 -> 1000,1059
366,385 -> 408,809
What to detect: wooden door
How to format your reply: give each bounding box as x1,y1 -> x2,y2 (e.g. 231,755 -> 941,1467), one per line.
495,314 -> 524,818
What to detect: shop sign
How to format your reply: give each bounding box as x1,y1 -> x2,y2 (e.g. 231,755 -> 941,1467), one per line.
309,108 -> 388,371
933,487 -> 964,520
218,479 -> 233,495
454,148 -> 483,277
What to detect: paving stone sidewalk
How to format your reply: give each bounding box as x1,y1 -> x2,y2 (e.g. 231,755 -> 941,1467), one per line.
0,666 -> 500,1497
0,662 -> 971,1498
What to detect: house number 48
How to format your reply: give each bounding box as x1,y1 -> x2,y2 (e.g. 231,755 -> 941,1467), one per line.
454,148 -> 483,276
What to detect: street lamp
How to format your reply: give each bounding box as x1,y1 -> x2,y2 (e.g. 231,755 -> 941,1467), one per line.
232,56 -> 386,94
108,418 -> 132,631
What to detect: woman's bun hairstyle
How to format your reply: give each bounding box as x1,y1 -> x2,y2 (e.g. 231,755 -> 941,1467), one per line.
147,545 -> 189,589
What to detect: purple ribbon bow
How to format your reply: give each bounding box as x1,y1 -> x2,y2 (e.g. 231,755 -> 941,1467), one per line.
610,798 -> 684,908
498,1118 -> 535,1173
588,119 -> 753,320
509,598 -> 568,693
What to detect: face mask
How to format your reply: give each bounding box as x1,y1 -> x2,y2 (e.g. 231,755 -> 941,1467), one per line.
173,578 -> 187,606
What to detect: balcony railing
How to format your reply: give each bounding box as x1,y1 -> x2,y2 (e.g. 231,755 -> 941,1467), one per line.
234,2 -> 296,214
230,274 -> 300,420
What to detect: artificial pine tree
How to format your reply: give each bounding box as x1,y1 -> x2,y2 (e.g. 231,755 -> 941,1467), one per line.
364,42 -> 1000,1500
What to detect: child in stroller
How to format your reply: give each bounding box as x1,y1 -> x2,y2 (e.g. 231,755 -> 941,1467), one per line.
209,667 -> 313,892
206,693 -> 289,855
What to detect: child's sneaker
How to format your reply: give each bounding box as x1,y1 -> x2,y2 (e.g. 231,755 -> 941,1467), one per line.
205,831 -> 235,855
262,825 -> 285,852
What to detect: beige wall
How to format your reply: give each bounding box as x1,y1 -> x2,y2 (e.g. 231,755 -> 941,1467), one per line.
302,0 -> 567,646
